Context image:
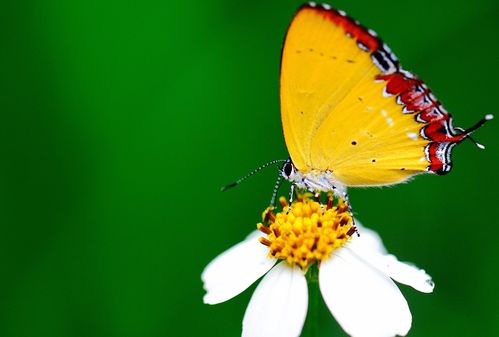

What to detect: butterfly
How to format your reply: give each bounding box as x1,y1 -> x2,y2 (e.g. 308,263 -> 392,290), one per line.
278,2 -> 492,202
223,2 -> 492,206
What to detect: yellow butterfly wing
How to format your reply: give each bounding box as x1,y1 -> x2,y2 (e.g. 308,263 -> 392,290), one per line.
310,72 -> 428,185
280,5 -> 374,173
281,4 -> 476,186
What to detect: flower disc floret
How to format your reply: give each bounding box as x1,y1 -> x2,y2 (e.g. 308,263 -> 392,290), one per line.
257,194 -> 356,269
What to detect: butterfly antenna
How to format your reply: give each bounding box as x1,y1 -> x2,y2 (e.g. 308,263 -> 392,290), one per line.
269,172 -> 284,206
458,114 -> 493,149
467,135 -> 486,150
221,159 -> 288,192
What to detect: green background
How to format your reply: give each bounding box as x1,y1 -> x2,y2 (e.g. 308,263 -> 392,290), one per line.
2,0 -> 498,336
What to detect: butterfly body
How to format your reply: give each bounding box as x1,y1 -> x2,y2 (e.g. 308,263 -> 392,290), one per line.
279,3 -> 492,196
281,161 -> 347,196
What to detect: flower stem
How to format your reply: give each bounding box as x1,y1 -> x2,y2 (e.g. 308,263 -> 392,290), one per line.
304,264 -> 320,337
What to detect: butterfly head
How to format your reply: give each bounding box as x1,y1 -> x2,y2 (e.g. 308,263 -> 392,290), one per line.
281,160 -> 297,180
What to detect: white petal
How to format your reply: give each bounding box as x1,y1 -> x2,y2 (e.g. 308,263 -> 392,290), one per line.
202,230 -> 277,304
319,247 -> 412,337
348,228 -> 434,293
351,220 -> 387,255
365,253 -> 434,293
242,262 -> 308,337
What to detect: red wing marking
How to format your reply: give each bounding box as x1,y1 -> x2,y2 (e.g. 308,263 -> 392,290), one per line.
375,71 -> 468,173
303,2 -> 492,175
317,8 -> 380,51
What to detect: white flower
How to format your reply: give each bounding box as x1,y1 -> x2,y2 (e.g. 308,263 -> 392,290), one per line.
202,196 -> 434,337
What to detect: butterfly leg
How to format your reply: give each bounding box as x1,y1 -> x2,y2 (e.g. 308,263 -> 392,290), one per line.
269,172 -> 284,207
342,191 -> 359,236
301,177 -> 316,194
302,178 -> 325,213
286,184 -> 295,214
315,192 -> 325,214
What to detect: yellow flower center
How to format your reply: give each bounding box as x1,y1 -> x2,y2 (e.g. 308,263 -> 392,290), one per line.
257,194 -> 356,270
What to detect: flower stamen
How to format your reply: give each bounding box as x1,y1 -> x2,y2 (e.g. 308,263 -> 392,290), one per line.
257,193 -> 356,270
258,237 -> 272,247
257,223 -> 271,235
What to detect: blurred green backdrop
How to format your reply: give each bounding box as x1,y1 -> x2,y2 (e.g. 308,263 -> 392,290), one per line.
2,0 -> 498,336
